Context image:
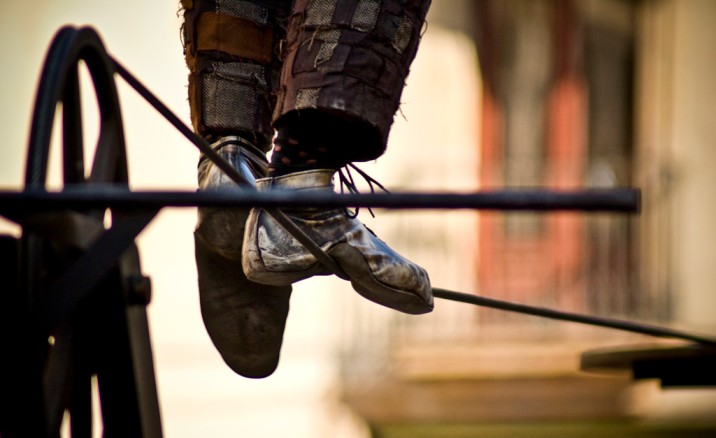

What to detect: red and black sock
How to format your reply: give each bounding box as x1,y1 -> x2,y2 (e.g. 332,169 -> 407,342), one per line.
269,108 -> 385,177
269,120 -> 346,177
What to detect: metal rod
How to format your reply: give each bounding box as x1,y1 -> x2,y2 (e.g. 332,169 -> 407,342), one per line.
433,288 -> 716,346
0,187 -> 640,213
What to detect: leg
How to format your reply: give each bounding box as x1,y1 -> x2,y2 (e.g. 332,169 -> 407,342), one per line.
242,0 -> 434,314
181,0 -> 292,378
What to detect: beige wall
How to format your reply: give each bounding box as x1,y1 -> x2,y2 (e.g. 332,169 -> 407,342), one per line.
670,0 -> 716,330
637,0 -> 716,331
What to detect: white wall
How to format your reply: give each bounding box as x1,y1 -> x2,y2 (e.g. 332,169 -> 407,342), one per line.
669,0 -> 716,331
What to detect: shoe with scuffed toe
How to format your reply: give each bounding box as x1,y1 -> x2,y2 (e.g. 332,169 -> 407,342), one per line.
242,169 -> 433,315
195,136 -> 291,378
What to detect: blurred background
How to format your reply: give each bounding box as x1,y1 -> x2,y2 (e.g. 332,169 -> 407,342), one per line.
1,0 -> 715,436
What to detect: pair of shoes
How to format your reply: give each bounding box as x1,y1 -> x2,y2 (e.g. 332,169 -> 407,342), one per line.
196,139 -> 433,377
195,136 -> 291,378
242,169 -> 434,315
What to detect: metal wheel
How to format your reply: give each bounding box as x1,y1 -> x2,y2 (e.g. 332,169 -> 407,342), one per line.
1,26 -> 161,438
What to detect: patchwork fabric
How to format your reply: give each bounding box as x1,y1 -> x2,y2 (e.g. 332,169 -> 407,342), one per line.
182,0 -> 291,150
274,0 -> 432,161
182,0 -> 431,159
216,0 -> 270,24
198,62 -> 271,140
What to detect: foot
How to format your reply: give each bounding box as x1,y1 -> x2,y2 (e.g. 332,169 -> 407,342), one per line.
195,136 -> 291,378
242,169 -> 433,315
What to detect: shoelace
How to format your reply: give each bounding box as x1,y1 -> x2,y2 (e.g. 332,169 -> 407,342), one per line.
337,163 -> 390,219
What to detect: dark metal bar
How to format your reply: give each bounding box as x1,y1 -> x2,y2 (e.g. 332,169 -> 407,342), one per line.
0,187 -> 641,213
111,59 -> 249,189
433,288 -> 716,346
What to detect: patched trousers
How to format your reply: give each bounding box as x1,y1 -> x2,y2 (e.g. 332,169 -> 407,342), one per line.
181,0 -> 431,162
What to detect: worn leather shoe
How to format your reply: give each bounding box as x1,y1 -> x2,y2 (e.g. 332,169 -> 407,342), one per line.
195,136 -> 291,378
242,169 -> 433,315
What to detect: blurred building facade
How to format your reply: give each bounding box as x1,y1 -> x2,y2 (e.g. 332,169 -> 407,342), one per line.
340,1 -> 716,436
2,0 -> 714,436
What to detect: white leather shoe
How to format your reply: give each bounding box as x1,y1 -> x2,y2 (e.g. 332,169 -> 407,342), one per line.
195,136 -> 291,378
242,169 -> 433,315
